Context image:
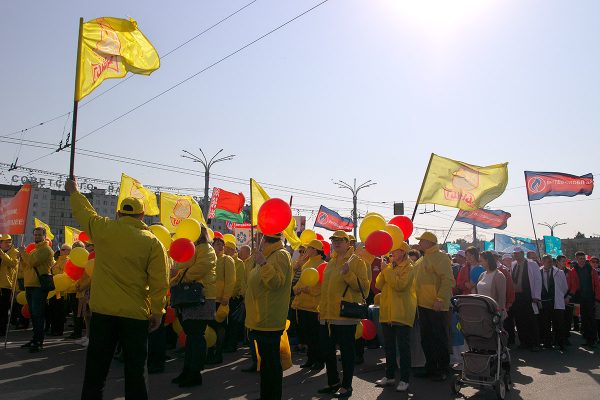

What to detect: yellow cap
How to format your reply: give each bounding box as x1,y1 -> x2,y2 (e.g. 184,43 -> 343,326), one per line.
306,239 -> 323,251
392,241 -> 411,252
415,231 -> 438,244
224,241 -> 237,250
215,304 -> 230,323
329,230 -> 349,241
0,234 -> 12,241
264,232 -> 284,239
119,197 -> 144,215
348,234 -> 356,242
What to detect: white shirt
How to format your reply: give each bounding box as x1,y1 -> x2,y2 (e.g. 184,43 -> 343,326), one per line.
477,270 -> 497,298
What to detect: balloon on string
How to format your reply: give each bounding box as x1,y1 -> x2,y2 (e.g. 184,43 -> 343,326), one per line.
315,233 -> 324,240
21,304 -> 31,319
205,326 -> 217,348
355,322 -> 364,340
257,198 -> 292,235
164,307 -> 176,325
149,225 -> 172,249
169,238 -> 195,262
16,291 -> 27,305
300,229 -> 317,245
70,247 -> 89,267
317,262 -> 327,284
85,259 -> 95,277
25,243 -> 36,254
361,319 -> 377,340
470,266 -> 485,283
321,240 -> 331,257
78,231 -> 90,242
359,214 -> 386,242
300,268 -> 319,287
223,233 -> 236,245
65,260 -> 85,281
53,273 -> 74,291
175,218 -> 202,242
177,331 -> 186,348
382,224 -> 404,250
388,216 -> 414,240
365,230 -> 393,257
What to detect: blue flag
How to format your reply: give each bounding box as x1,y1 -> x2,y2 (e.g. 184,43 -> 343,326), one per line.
494,233 -> 537,253
544,236 -> 563,257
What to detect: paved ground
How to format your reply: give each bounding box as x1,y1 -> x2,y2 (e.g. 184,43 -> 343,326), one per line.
1,328 -> 599,400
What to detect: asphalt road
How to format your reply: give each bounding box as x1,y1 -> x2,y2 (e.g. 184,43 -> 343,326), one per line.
1,328 -> 599,400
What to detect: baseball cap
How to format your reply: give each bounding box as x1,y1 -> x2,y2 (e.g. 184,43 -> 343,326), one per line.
392,241 -> 411,252
415,231 -> 438,244
330,230 -> 349,241
502,253 -> 513,261
456,250 -> 466,258
306,239 -> 323,251
0,234 -> 12,241
119,197 -> 144,215
224,241 -> 237,250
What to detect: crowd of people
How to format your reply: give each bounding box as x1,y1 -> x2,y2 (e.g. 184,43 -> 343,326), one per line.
1,179 -> 600,400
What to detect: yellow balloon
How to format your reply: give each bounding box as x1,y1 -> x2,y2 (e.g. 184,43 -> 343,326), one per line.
300,229 -> 317,245
85,259 -> 95,277
149,225 -> 172,249
207,228 -> 215,241
299,268 -> 319,287
223,233 -> 236,245
175,218 -> 202,242
70,247 -> 89,268
383,224 -> 405,251
16,291 -> 27,305
373,293 -> 381,306
47,291 -> 56,300
53,273 -> 75,292
215,304 -> 230,323
172,318 -> 183,335
359,214 -> 386,242
355,322 -> 363,340
205,326 -> 217,348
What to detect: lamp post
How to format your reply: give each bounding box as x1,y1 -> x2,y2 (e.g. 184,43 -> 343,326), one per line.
333,178 -> 377,238
181,148 -> 235,217
538,222 -> 566,237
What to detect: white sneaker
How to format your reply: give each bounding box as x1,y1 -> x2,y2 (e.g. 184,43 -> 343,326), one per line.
78,337 -> 89,347
396,381 -> 409,392
376,377 -> 394,387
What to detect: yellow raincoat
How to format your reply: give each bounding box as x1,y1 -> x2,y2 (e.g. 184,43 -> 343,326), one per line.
291,255 -> 323,312
414,245 -> 455,311
375,258 -> 416,326
0,246 -> 19,289
231,254 -> 246,298
20,241 -> 54,287
171,243 -> 217,299
215,253 -> 236,303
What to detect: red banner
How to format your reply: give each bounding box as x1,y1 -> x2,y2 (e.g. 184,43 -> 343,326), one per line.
0,184 -> 32,234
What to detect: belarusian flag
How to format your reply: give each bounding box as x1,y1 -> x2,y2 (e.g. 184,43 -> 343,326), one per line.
208,187 -> 245,223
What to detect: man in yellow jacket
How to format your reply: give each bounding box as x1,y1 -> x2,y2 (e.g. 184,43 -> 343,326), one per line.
223,240 -> 245,353
245,232 -> 293,400
47,244 -> 71,336
0,234 -> 19,337
66,178 -> 169,400
413,232 -> 455,382
18,227 -> 54,352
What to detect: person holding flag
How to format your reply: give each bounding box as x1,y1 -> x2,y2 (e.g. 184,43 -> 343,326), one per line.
0,234 -> 19,337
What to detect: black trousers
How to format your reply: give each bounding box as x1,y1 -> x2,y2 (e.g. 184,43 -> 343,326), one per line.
81,313 -> 149,400
564,303 -> 574,338
250,329 -> 284,400
297,310 -> 322,364
0,288 -> 11,335
382,323 -> 411,382
320,323 -> 356,390
418,307 -> 449,375
48,296 -> 66,335
539,302 -> 565,347
67,293 -> 83,337
207,318 -> 226,359
512,292 -> 539,347
147,314 -> 166,370
224,296 -> 243,350
181,319 -> 208,373
580,300 -> 597,343
25,287 -> 47,345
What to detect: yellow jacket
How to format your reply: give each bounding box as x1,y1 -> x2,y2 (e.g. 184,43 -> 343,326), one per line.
414,245 -> 455,311
245,241 -> 292,331
375,258 -> 416,326
215,253 -> 236,303
70,191 -> 169,320
0,246 -> 19,289
20,241 -> 54,288
51,255 -> 68,275
291,256 -> 323,312
231,255 -> 246,298
319,248 -> 369,322
171,243 -> 217,299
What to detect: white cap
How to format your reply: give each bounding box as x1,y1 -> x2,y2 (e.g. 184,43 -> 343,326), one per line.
456,250 -> 466,257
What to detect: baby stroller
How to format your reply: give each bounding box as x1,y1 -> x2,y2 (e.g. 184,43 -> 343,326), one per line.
450,295 -> 511,400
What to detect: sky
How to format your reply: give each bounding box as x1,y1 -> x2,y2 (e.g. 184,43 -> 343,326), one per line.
1,0 -> 599,243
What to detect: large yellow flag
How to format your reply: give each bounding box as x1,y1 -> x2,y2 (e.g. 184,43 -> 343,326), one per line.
116,173 -> 160,216
417,153 -> 508,211
250,179 -> 301,249
76,17 -> 160,101
34,218 -> 54,240
160,192 -> 207,233
64,226 -> 83,245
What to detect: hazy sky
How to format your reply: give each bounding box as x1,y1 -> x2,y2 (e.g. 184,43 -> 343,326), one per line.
1,0 -> 599,242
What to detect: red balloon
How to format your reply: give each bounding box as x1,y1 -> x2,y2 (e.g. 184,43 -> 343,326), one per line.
88,251 -> 96,260
21,304 -> 31,319
65,260 -> 85,281
257,198 -> 292,235
165,307 -> 176,325
315,233 -> 324,240
317,262 -> 327,284
365,230 -> 393,257
388,216 -> 413,240
320,240 -> 331,257
361,319 -> 377,340
25,243 -> 36,254
178,331 -> 186,348
169,238 -> 196,262
78,231 -> 90,242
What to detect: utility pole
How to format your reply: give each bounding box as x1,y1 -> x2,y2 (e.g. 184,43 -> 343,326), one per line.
333,178 -> 377,238
538,221 -> 566,237
473,225 -> 477,246
181,148 -> 235,217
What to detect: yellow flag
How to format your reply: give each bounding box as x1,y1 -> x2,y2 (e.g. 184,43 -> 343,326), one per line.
160,192 -> 206,233
417,153 -> 508,211
117,173 -> 159,216
250,179 -> 302,249
76,17 -> 160,101
34,218 -> 54,240
64,226 -> 83,245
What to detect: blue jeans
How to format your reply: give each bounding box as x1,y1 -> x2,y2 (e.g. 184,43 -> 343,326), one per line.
25,287 -> 47,344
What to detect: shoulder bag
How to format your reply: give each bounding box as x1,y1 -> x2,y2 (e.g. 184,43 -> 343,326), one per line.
339,277 -> 368,319
170,268 -> 205,308
33,266 -> 55,292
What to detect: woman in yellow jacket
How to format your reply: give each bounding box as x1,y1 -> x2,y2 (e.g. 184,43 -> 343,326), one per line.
291,239 -> 325,370
374,241 -> 416,392
0,234 -> 19,336
170,226 -> 217,388
318,231 -> 370,398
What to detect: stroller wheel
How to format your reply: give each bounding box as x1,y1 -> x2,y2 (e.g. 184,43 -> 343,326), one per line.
494,379 -> 507,399
451,375 -> 462,395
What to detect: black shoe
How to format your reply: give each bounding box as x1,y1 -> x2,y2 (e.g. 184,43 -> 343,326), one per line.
431,372 -> 447,382
222,346 -> 237,354
311,362 -> 324,371
67,333 -> 81,340
178,373 -> 202,388
29,344 -> 43,353
332,387 -> 353,398
20,340 -> 34,349
300,361 -> 314,369
317,384 -> 341,394
414,370 -> 432,378
241,364 -> 257,373
205,355 -> 223,365
171,370 -> 189,384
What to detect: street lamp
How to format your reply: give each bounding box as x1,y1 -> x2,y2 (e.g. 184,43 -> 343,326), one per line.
538,222 -> 566,237
181,148 -> 235,217
333,178 -> 377,238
